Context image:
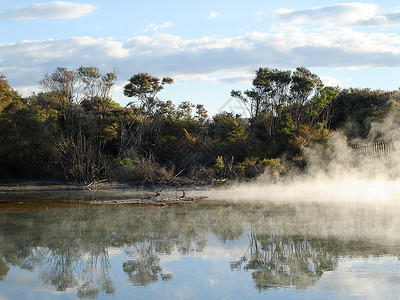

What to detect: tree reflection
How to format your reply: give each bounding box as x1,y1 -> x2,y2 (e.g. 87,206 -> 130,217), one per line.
0,256 -> 9,281
1,201 -> 400,297
0,205 -> 208,296
123,241 -> 171,286
41,248 -> 80,291
0,208 -> 117,298
39,247 -> 115,298
232,230 -> 337,290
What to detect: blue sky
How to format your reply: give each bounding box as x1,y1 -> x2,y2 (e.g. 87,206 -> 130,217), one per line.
1,1 -> 400,116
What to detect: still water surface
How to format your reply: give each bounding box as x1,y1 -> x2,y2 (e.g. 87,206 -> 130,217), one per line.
1,186 -> 400,299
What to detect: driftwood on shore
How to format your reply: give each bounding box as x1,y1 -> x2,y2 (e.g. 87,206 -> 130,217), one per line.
85,195 -> 208,206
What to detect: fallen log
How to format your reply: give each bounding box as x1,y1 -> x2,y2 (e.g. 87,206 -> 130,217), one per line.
85,195 -> 208,205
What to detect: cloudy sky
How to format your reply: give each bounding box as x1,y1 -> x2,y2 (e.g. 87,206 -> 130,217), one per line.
1,0 -> 400,115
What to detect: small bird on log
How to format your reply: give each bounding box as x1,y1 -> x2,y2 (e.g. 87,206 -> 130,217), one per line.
180,191 -> 186,198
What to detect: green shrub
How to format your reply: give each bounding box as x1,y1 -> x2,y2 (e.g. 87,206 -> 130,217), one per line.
213,156 -> 225,177
113,152 -> 172,184
235,157 -> 286,180
235,158 -> 260,179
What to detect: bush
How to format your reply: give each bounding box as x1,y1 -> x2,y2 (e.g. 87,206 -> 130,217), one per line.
213,156 -> 225,177
235,157 -> 286,180
235,158 -> 261,179
260,158 -> 286,181
113,152 -> 172,185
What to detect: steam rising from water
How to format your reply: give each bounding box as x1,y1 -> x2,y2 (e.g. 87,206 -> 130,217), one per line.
209,115 -> 400,204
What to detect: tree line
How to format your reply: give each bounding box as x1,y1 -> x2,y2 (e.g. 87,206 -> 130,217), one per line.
0,66 -> 399,184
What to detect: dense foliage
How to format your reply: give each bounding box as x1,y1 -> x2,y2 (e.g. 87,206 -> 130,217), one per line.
0,66 -> 398,184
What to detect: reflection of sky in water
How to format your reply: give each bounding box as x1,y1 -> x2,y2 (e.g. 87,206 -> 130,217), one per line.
2,239 -> 400,299
313,256 -> 400,298
2,195 -> 400,299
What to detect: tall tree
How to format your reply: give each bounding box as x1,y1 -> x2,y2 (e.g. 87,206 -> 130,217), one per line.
0,96 -> 53,178
124,73 -> 173,116
120,73 -> 174,158
38,66 -> 117,183
0,74 -> 21,113
289,67 -> 324,127
231,67 -> 337,148
329,88 -> 398,139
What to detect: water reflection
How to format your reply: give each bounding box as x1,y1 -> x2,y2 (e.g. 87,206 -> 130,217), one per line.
0,257 -> 9,281
123,241 -> 172,286
231,232 -> 337,290
1,200 -> 400,298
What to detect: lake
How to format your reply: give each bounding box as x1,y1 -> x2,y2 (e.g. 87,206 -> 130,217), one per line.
1,184 -> 400,299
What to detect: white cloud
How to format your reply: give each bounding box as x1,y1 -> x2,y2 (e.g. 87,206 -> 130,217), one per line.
208,11 -> 219,19
275,2 -> 400,27
174,71 -> 253,84
255,10 -> 268,22
319,75 -> 342,87
1,2 -> 400,98
143,21 -> 173,32
0,1 -> 97,21
1,30 -> 397,71
174,73 -> 219,83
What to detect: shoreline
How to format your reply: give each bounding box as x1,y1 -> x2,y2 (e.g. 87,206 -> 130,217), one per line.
0,181 -> 214,209
0,178 -> 219,191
